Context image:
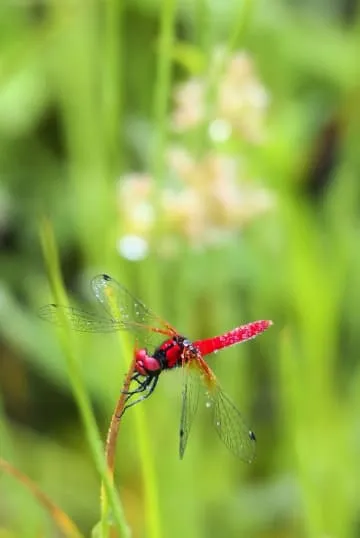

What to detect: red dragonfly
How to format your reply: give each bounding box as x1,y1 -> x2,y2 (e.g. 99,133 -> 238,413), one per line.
39,274 -> 272,462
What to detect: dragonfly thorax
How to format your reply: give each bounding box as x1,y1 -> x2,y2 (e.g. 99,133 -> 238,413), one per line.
134,335 -> 195,377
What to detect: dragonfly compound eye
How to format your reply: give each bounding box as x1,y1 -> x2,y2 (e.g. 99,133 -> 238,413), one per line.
135,349 -> 161,375
134,349 -> 148,376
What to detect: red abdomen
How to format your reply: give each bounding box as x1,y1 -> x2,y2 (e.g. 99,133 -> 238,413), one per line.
194,320 -> 272,356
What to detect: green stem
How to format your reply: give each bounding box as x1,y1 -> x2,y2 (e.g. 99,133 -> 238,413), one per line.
39,219 -> 130,538
134,407 -> 162,538
0,458 -> 84,538
152,0 -> 177,185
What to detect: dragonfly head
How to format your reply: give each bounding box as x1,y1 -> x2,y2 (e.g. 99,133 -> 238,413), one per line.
181,338 -> 200,360
135,348 -> 161,376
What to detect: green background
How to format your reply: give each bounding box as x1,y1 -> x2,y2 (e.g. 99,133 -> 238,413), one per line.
1,0 -> 360,537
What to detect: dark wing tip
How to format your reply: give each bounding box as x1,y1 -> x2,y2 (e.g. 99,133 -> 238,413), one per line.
179,429 -> 186,460
246,430 -> 257,463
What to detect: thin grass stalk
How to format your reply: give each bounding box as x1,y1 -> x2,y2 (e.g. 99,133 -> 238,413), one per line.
99,281 -> 162,538
100,355 -> 137,536
132,2 -> 178,536
104,357 -> 137,477
133,404 -> 163,538
102,0 -> 124,176
0,392 -> 14,461
0,458 -> 84,538
227,0 -> 256,50
193,0 -> 256,155
151,0 -> 176,185
39,219 -> 130,538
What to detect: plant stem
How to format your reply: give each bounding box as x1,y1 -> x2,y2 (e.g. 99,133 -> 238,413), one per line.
0,458 -> 84,538
39,219 -> 130,538
152,0 -> 176,185
100,355 -> 137,534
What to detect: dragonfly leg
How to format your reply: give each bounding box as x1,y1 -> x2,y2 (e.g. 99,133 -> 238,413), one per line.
122,375 -> 152,397
120,375 -> 159,417
131,372 -> 142,384
123,372 -> 142,388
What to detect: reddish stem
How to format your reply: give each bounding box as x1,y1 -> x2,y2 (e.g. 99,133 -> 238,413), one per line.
105,354 -> 137,479
0,458 -> 83,538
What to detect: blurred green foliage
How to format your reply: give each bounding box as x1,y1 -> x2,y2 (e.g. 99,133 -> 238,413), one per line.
1,0 -> 360,537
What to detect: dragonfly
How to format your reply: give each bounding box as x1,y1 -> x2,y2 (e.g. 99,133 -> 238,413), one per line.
39,273 -> 273,462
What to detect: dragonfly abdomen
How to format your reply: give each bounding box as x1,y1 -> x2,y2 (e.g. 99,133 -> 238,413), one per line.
194,320 -> 273,356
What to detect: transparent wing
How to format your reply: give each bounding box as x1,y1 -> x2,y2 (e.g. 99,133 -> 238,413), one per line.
38,305 -> 122,332
90,274 -> 177,348
207,382 -> 256,463
91,274 -> 173,330
39,274 -> 177,350
179,360 -> 201,459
